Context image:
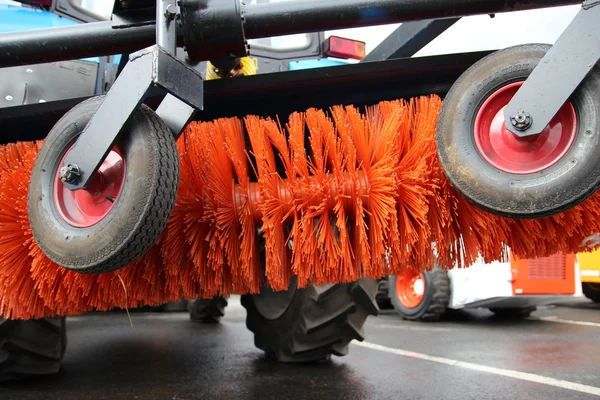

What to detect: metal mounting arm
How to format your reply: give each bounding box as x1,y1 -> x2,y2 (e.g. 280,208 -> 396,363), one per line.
61,44 -> 203,191
60,0 -> 203,191
503,1 -> 600,137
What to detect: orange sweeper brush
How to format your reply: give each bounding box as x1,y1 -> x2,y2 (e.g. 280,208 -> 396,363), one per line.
2,95 -> 600,320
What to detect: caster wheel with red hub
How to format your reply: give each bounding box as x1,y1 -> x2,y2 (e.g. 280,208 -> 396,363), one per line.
388,268 -> 449,321
28,96 -> 179,274
436,43 -> 600,219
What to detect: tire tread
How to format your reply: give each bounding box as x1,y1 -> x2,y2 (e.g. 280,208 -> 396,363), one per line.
242,278 -> 379,363
0,317 -> 66,382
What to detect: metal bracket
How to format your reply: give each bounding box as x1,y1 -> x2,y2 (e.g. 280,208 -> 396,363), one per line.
360,18 -> 461,62
155,94 -> 197,135
504,2 -> 600,136
157,0 -> 177,53
61,45 -> 203,191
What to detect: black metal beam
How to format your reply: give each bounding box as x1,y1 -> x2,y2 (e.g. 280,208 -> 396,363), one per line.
242,0 -> 581,39
0,21 -> 160,68
196,50 -> 495,121
0,50 -> 492,144
0,0 -> 581,68
361,18 -> 461,62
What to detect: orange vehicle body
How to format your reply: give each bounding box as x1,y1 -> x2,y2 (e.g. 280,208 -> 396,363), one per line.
510,253 -> 577,295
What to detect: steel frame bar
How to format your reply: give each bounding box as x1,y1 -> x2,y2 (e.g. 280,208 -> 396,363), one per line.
360,18 -> 461,62
242,0 -> 581,39
0,0 -> 581,68
157,0 -> 177,53
0,21 -> 159,68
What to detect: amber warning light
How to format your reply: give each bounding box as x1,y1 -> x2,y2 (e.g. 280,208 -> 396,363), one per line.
324,36 -> 366,60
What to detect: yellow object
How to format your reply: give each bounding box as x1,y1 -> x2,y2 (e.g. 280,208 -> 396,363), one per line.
578,248 -> 600,283
205,57 -> 258,80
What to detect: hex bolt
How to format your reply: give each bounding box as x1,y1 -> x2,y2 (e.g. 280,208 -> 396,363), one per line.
59,164 -> 81,184
510,111 -> 533,131
164,4 -> 177,20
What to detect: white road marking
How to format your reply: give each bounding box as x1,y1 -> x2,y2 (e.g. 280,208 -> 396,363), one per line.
354,341 -> 600,397
529,316 -> 600,328
372,323 -> 454,332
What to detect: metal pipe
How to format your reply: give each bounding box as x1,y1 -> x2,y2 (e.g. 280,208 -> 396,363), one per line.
243,0 -> 582,39
0,21 -> 158,68
0,0 -> 582,68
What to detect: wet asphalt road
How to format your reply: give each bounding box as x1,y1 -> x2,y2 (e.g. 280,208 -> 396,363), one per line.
1,297 -> 600,400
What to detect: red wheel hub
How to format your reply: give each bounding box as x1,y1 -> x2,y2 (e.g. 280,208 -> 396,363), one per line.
54,146 -> 126,228
474,81 -> 577,174
396,270 -> 425,308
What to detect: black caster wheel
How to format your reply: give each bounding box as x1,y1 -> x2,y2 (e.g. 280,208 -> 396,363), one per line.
436,43 -> 600,219
28,96 -> 179,274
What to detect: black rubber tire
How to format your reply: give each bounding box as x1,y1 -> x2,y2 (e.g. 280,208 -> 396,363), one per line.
0,317 -> 67,382
389,269 -> 450,321
583,283 -> 600,303
28,95 -> 179,274
489,307 -> 536,319
376,278 -> 393,310
241,278 -> 379,363
188,297 -> 228,323
436,43 -> 600,219
136,299 -> 190,312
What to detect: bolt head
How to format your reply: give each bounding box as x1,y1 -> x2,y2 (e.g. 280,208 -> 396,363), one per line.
59,164 -> 81,184
165,4 -> 177,19
510,111 -> 533,131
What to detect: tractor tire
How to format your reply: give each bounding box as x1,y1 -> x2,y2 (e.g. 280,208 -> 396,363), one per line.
188,297 -> 228,323
583,283 -> 600,303
0,317 -> 67,382
389,268 -> 450,321
241,278 -> 379,363
489,307 -> 536,319
28,95 -> 179,274
137,300 -> 190,312
376,278 -> 393,310
437,43 -> 600,219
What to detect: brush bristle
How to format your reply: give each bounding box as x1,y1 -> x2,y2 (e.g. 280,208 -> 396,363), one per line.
2,95 -> 600,319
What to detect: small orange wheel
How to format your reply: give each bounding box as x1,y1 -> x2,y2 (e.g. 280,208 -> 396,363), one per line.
395,270 -> 426,308
388,269 -> 450,321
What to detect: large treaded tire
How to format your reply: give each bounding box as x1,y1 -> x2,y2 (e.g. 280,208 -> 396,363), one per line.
583,283 -> 600,303
389,269 -> 450,321
241,278 -> 379,363
489,307 -> 536,319
0,317 -> 67,382
376,278 -> 393,310
436,43 -> 600,219
188,297 -> 228,323
28,95 -> 179,274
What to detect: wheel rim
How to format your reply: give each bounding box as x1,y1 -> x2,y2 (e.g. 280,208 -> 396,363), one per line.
396,271 -> 425,308
474,81 -> 577,175
53,145 -> 126,228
